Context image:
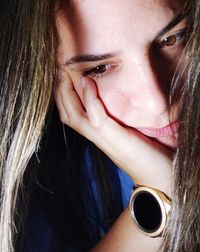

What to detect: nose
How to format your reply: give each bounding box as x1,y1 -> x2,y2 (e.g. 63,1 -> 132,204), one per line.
127,52 -> 169,116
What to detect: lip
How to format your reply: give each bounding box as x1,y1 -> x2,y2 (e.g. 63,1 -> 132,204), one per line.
135,121 -> 179,138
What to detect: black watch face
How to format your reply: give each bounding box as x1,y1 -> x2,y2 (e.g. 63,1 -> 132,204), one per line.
133,191 -> 162,232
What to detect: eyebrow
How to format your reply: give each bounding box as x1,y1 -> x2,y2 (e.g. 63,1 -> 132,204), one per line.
65,52 -> 120,66
64,10 -> 190,66
156,10 -> 189,38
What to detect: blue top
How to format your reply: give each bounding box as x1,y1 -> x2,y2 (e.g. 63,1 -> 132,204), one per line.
24,148 -> 134,252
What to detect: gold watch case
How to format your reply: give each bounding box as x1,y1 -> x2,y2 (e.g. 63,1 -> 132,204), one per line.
129,186 -> 171,237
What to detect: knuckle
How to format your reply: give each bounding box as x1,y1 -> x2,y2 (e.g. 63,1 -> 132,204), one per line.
60,115 -> 69,125
90,116 -> 106,133
68,114 -> 81,130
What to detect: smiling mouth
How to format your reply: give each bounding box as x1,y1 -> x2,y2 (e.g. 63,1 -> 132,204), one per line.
134,121 -> 179,138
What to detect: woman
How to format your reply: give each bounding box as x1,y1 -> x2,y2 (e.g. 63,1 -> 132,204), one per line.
54,0 -> 188,250
44,1 -> 182,250
0,0 -> 199,251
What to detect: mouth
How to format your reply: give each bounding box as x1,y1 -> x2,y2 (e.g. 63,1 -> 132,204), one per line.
134,121 -> 179,138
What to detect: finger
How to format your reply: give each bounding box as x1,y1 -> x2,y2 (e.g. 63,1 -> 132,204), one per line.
82,77 -> 108,128
54,72 -> 107,144
82,77 -> 138,150
82,77 -> 172,183
60,73 -> 86,119
82,77 -> 169,153
55,71 -> 88,129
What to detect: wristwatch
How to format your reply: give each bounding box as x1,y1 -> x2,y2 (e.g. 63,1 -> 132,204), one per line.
129,186 -> 171,237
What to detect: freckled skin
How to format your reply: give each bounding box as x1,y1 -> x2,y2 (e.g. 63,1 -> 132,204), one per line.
57,0 -> 186,148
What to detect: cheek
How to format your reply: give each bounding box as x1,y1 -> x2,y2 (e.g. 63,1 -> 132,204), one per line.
69,72 -> 133,123
100,86 -> 130,119
97,79 -> 134,123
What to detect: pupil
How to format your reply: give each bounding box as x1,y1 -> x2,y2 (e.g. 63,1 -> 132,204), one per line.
164,35 -> 176,46
94,65 -> 106,74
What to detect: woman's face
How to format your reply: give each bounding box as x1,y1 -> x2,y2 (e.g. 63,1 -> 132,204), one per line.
56,0 -> 187,148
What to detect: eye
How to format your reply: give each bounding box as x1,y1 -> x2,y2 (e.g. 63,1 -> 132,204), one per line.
159,29 -> 188,49
82,64 -> 117,79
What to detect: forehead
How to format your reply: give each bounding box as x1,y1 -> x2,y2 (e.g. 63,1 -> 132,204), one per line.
57,0 -> 185,61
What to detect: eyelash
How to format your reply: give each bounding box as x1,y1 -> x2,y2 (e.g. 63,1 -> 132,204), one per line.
82,64 -> 117,79
158,28 -> 188,49
81,29 -> 189,79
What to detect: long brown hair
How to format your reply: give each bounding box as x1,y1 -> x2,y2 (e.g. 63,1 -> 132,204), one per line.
163,0 -> 200,251
0,1 -> 56,251
1,0 -> 200,251
0,1 -> 122,251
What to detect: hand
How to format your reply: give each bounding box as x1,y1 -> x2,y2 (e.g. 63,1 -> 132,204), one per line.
54,72 -> 172,195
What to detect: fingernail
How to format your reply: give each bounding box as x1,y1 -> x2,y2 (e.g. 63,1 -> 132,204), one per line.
81,77 -> 86,88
